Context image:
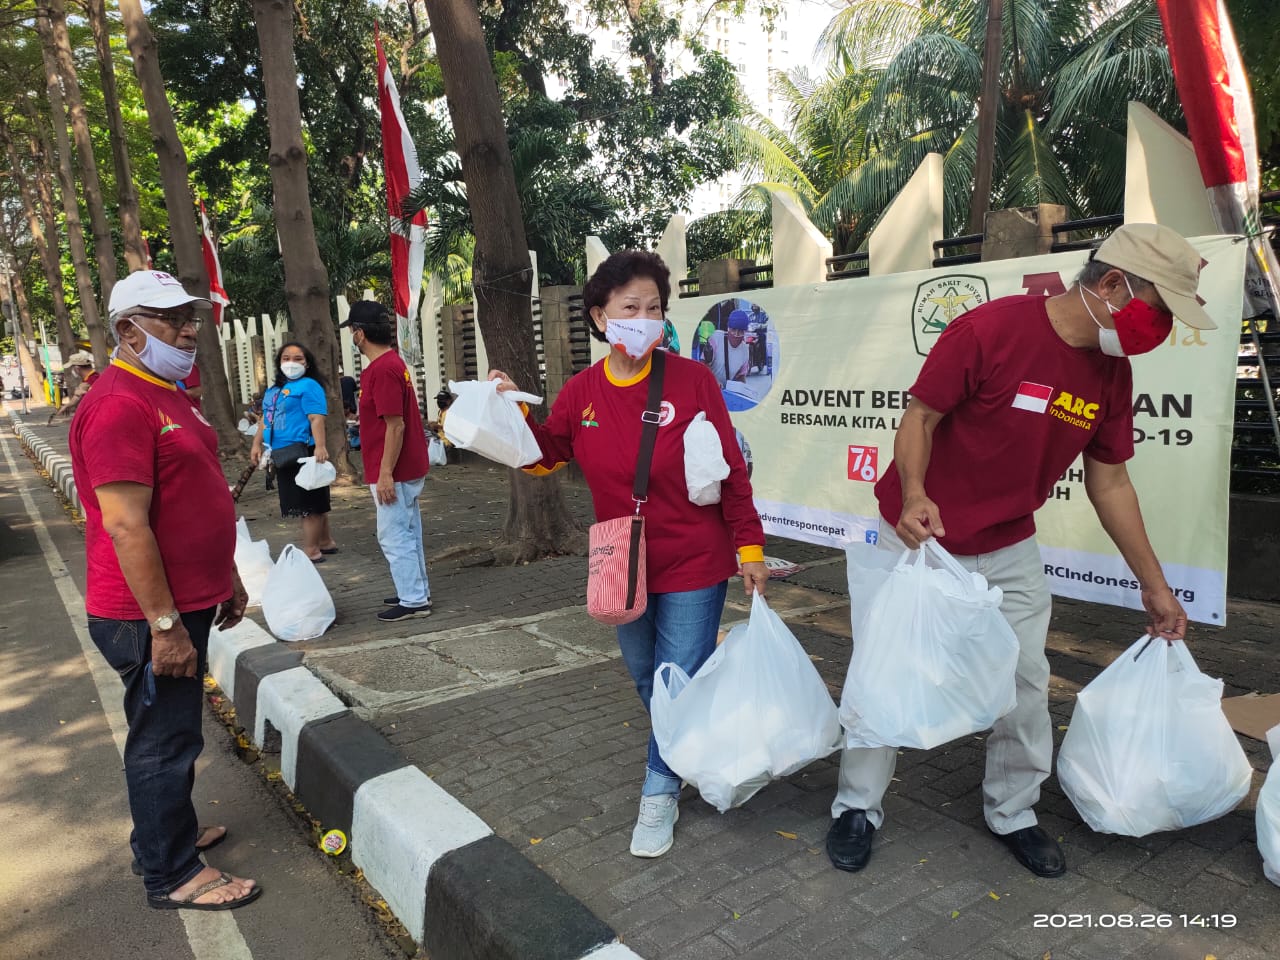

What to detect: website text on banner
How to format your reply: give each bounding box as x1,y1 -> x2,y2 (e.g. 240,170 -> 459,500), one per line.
668,236 -> 1246,626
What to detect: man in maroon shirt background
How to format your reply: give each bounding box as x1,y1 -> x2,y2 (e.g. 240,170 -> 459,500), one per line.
827,224 -> 1216,879
340,301 -> 433,622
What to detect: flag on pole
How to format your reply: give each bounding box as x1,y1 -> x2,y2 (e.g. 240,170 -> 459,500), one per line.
199,200 -> 231,326
1156,0 -> 1279,314
375,23 -> 427,365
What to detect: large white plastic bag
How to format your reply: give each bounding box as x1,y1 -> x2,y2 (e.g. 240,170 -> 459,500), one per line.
684,412 -> 730,505
1257,725 -> 1280,886
233,516 -> 273,608
295,456 -> 337,490
839,539 -> 1018,750
651,593 -> 842,812
443,379 -> 543,467
261,544 -> 336,641
1057,637 -> 1251,836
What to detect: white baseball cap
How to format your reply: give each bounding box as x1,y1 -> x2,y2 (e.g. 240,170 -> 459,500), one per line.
108,270 -> 211,320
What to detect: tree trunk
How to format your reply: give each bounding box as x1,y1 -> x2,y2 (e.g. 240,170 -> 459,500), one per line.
118,0 -> 243,453
250,0 -> 349,476
968,0 -> 1004,236
425,0 -> 584,561
46,0 -> 115,366
28,25 -> 96,367
0,239 -> 46,396
86,0 -> 148,271
1,117 -> 76,364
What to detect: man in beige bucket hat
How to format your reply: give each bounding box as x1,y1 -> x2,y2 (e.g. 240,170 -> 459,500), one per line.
828,223 -> 1216,881
47,349 -> 100,424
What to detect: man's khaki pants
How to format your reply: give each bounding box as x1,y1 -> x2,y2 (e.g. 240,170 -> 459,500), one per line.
832,524 -> 1053,835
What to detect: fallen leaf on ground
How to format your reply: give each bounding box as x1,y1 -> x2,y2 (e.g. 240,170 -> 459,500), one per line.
775,830 -> 798,840
988,891 -> 1000,900
1058,725 -> 1068,731
529,837 -> 542,845
732,912 -> 741,920
951,910 -> 960,919
623,721 -> 630,727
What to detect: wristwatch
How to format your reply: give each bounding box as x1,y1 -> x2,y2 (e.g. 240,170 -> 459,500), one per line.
151,610 -> 181,632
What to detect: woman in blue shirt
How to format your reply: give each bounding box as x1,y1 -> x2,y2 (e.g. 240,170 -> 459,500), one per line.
250,342 -> 338,561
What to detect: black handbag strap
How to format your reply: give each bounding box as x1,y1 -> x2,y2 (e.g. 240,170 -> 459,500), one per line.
632,349 -> 666,508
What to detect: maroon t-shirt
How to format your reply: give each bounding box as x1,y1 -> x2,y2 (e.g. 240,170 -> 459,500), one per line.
875,295 -> 1134,555
70,360 -> 235,618
358,350 -> 429,481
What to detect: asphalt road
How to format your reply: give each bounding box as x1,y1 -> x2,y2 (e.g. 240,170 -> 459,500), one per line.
0,427 -> 406,960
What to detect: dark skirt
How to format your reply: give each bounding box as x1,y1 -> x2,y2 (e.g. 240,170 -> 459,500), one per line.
275,450 -> 331,518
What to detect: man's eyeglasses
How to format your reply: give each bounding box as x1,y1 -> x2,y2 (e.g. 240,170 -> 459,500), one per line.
133,311 -> 203,330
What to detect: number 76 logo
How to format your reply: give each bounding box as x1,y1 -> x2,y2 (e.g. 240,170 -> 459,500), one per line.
848,445 -> 878,482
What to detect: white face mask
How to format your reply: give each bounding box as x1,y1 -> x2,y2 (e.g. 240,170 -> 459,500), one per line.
604,316 -> 663,360
129,320 -> 197,380
281,361 -> 306,380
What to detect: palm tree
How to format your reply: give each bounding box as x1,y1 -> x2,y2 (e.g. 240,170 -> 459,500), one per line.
723,0 -> 1179,253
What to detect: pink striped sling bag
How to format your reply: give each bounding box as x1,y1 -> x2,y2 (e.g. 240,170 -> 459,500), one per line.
586,349 -> 666,625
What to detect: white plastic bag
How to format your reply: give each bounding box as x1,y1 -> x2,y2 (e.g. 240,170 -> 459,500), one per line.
261,544 -> 336,641
651,593 -> 841,812
233,516 -> 273,608
442,379 -> 543,467
1257,725 -> 1280,886
295,456 -> 337,490
1057,637 -> 1252,836
845,540 -> 900,634
683,412 -> 730,505
428,435 -> 448,467
839,539 -> 1018,750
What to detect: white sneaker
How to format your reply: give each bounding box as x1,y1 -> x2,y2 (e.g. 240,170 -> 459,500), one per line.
630,795 -> 679,858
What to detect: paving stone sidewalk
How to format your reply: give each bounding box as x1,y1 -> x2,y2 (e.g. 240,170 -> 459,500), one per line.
17,411 -> 1280,959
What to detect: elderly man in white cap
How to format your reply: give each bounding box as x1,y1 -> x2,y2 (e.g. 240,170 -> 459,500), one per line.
827,223 -> 1216,880
46,349 -> 99,423
68,270 -> 259,911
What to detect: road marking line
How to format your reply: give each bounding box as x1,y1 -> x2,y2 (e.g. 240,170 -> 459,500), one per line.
0,430 -> 255,960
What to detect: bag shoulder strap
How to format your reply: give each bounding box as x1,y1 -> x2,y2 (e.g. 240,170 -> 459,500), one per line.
632,349 -> 666,505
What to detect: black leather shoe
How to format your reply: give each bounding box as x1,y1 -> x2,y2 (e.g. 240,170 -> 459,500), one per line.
826,809 -> 875,872
993,825 -> 1066,877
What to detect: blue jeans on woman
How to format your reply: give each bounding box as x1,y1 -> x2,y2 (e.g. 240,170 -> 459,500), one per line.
616,581 -> 728,797
87,607 -> 215,898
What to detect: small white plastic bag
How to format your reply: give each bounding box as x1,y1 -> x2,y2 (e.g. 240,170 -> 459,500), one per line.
1257,724 -> 1280,886
295,456 -> 337,490
233,516 -> 273,608
261,544 -> 336,641
683,411 -> 730,505
1057,637 -> 1252,836
651,593 -> 841,812
428,435 -> 448,467
442,379 -> 543,467
838,539 -> 1018,750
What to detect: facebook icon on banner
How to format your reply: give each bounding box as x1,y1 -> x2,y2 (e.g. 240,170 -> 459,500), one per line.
865,530 -> 878,545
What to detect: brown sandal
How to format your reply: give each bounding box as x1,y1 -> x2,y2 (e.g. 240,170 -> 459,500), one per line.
148,872 -> 262,911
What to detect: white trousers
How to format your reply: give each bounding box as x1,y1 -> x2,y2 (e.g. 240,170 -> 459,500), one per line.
832,523 -> 1053,835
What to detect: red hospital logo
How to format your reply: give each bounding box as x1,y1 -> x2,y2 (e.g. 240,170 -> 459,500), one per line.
1011,381 -> 1053,414
848,445 -> 878,482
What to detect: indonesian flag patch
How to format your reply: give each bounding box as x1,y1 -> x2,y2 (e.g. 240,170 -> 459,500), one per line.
1011,381 -> 1053,414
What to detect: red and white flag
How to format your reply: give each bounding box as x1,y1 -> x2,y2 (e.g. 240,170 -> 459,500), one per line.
1157,0 -> 1279,314
1011,381 -> 1053,414
199,200 -> 231,326
375,23 -> 427,364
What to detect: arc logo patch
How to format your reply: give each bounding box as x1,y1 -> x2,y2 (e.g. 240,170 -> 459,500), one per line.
158,411 -> 183,435
580,403 -> 599,428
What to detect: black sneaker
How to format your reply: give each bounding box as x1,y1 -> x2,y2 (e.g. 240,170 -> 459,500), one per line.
377,603 -> 432,622
384,596 -> 431,609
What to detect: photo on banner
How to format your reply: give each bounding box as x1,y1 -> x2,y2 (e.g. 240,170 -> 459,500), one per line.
669,237 -> 1247,625
689,298 -> 781,412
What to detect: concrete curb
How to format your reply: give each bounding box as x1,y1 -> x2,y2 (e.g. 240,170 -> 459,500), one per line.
11,417 -> 81,514
6,416 -> 639,959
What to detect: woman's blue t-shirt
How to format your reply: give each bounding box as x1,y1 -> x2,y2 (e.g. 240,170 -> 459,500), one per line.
263,377 -> 327,447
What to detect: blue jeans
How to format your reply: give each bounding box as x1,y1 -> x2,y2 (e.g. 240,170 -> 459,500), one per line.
87,608 -> 215,897
371,476 -> 430,607
617,581 -> 728,796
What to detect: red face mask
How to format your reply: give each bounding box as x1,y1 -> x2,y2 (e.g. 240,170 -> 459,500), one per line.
1081,277 -> 1174,357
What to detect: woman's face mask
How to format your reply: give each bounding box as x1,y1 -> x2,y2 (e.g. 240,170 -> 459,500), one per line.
1080,276 -> 1173,357
604,316 -> 664,360
280,360 -> 306,380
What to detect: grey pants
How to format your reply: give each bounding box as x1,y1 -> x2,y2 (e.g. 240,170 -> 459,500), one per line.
832,523 -> 1054,835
